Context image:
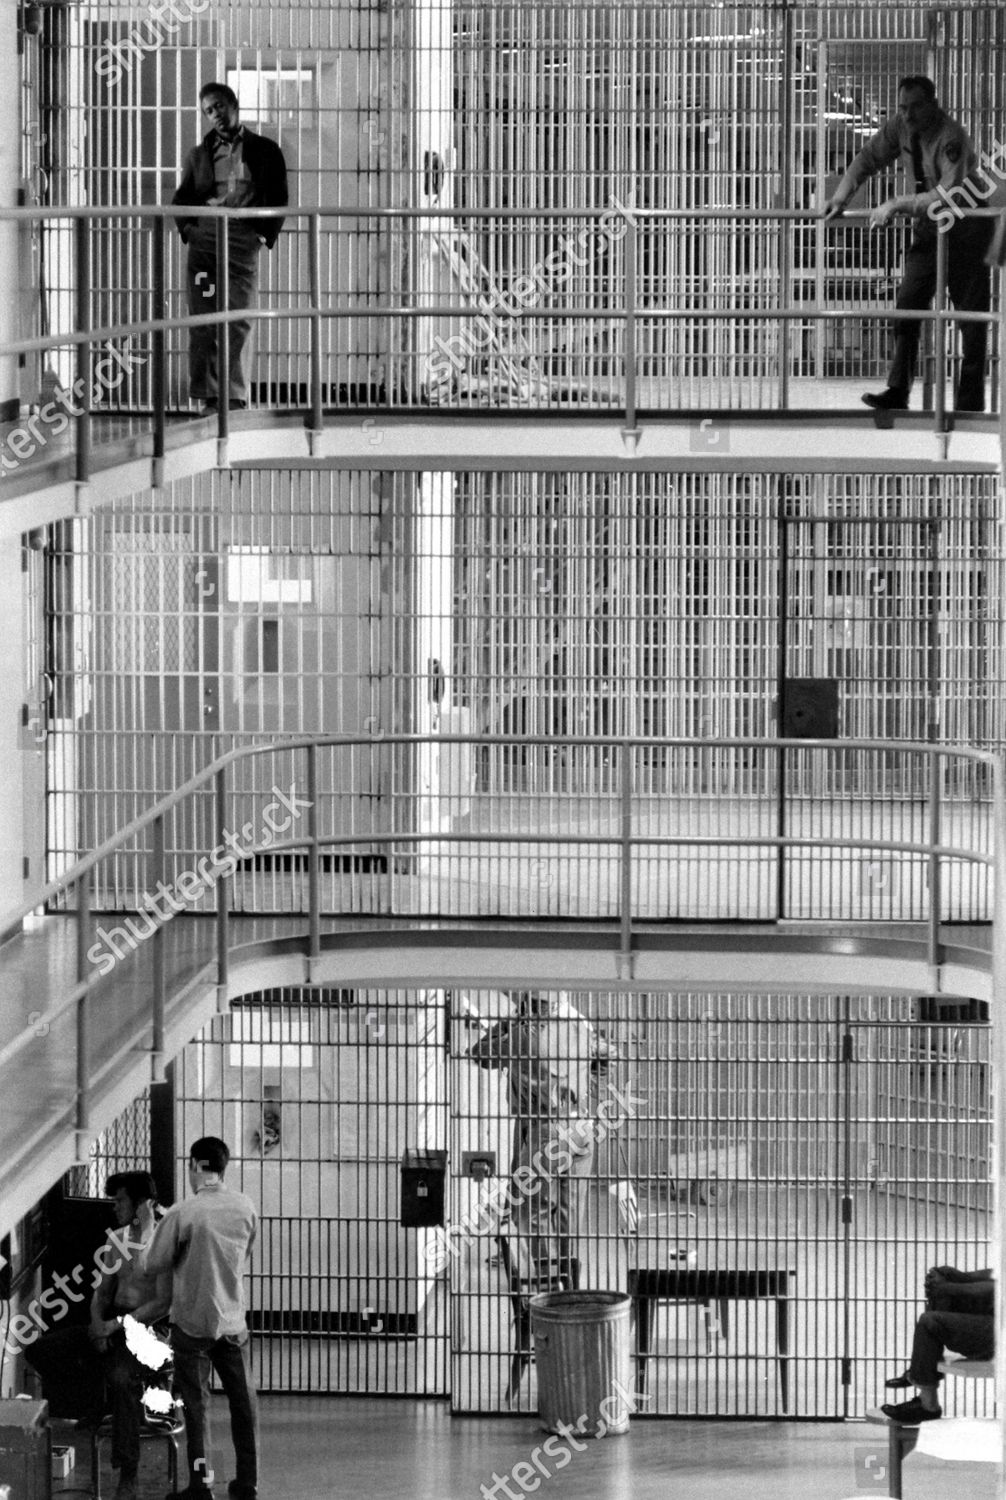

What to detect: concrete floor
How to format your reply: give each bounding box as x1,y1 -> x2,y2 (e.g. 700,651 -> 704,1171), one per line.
53,1395 -> 1000,1500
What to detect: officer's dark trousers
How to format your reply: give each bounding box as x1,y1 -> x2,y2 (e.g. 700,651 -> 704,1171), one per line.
889,217 -> 993,409
906,1309 -> 995,1387
185,223 -> 261,404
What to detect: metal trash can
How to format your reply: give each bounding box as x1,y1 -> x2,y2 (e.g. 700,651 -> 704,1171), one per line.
530,1291 -> 632,1436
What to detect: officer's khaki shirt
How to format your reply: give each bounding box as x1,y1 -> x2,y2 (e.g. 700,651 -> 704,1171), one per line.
834,109 -> 982,219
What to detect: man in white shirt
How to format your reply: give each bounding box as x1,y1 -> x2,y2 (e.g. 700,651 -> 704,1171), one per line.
138,1137 -> 258,1500
823,75 -> 993,412
468,992 -> 617,1286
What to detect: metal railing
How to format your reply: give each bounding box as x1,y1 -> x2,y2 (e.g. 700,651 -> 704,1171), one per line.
1,730 -> 1005,1466
1,204 -> 1003,484
0,731 -> 1002,1143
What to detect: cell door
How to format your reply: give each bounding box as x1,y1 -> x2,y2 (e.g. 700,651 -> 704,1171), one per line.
782,515 -> 942,923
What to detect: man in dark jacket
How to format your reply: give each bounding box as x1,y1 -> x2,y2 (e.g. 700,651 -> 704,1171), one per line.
172,83 -> 287,412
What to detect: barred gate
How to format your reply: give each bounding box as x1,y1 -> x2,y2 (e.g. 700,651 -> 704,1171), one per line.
96,986 -> 991,1416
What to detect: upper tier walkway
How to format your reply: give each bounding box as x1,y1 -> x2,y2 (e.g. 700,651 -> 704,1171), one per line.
0,202 -> 1002,535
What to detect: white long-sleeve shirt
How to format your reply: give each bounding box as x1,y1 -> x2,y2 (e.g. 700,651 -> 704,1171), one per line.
143,1180 -> 257,1340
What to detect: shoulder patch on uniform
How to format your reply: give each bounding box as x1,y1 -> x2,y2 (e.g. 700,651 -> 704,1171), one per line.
944,142 -> 962,164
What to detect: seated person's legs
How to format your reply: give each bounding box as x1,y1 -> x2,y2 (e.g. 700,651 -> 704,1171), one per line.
882,1309 -> 994,1423
105,1331 -> 145,1484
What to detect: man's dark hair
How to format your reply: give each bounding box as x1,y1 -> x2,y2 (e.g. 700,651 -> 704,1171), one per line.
199,82 -> 239,110
898,75 -> 937,103
189,1136 -> 230,1175
105,1171 -> 158,1207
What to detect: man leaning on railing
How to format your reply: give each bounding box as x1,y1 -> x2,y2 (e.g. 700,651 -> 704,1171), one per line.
822,74 -> 994,414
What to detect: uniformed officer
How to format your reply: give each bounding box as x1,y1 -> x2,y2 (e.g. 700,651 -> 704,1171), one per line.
823,75 -> 993,412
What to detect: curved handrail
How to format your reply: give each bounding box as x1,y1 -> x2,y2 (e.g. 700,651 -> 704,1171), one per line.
1,731 -> 1003,1132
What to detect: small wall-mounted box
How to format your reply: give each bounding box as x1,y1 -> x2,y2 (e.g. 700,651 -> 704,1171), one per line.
52,1444 -> 75,1479
400,1149 -> 447,1227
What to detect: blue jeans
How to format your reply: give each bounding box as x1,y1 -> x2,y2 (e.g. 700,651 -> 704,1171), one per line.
170,1325 -> 258,1494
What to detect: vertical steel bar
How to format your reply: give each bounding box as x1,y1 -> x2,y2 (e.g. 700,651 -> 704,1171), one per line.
75,866 -> 92,1145
991,752 -> 1006,1500
619,738 -> 633,972
934,227 -> 948,430
999,270 -> 1006,457
74,215 -> 91,484
776,499 -> 789,919
778,11 -> 794,411
624,216 -> 637,431
216,212 -> 230,438
151,813 -> 166,1074
309,210 -> 323,431
215,766 -> 230,993
308,742 -> 321,963
152,212 -> 166,465
927,748 -> 942,973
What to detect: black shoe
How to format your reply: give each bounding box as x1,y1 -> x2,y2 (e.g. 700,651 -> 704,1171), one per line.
884,1370 -> 914,1389
880,1397 -> 941,1424
227,1483 -> 258,1499
862,388 -> 909,411
198,401 -> 218,415
227,400 -> 248,411
955,400 -> 985,413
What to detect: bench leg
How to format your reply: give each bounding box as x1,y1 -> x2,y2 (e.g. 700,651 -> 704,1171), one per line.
887,1422 -> 918,1500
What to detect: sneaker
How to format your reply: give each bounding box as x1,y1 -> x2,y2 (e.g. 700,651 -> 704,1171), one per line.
227,1483 -> 258,1499
879,1396 -> 941,1424
884,1370 -> 914,1389
862,388 -> 909,411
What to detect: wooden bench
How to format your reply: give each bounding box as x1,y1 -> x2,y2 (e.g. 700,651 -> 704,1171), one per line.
871,1359 -> 996,1498
627,1266 -> 795,1411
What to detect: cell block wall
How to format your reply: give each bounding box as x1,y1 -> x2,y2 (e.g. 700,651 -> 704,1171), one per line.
46,467 -> 1004,922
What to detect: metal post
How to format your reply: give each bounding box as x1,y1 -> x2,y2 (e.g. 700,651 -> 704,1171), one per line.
151,212 -> 167,481
216,213 -> 230,440
990,752 -> 1006,1500
74,216 -> 91,485
75,866 -> 92,1156
934,229 -> 948,431
151,814 -> 166,1079
777,11 -> 794,411
307,742 -> 321,967
309,210 -> 323,433
926,748 -> 942,974
619,740 -> 633,978
215,766 -> 230,1008
998,268 -> 1006,463
623,217 -> 638,444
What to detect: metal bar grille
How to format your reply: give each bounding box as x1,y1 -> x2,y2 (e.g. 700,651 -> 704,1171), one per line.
22,3 -> 1005,412
173,986 -> 449,1395
168,987 -> 991,1410
46,467 -> 1004,921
